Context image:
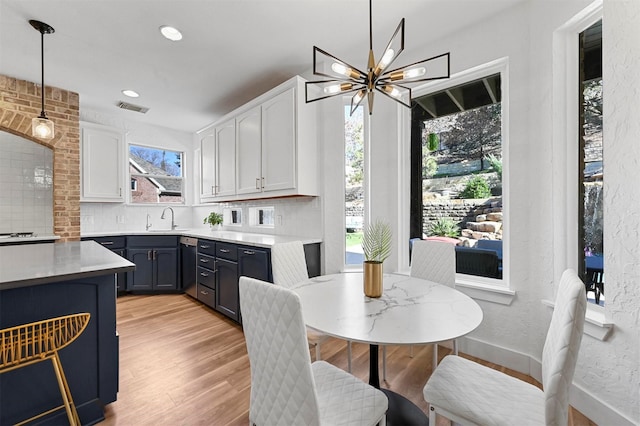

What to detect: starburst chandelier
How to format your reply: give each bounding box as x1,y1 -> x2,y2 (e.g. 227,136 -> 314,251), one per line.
305,0 -> 451,115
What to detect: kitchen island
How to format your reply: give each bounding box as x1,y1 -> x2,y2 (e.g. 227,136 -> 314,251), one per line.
0,241 -> 135,425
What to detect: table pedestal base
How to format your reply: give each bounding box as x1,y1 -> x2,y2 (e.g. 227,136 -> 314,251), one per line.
369,345 -> 428,426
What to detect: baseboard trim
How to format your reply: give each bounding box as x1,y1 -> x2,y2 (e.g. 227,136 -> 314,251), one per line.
459,336 -> 635,426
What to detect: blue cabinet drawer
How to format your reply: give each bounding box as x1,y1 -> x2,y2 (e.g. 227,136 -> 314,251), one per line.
197,266 -> 216,288
197,253 -> 215,271
197,283 -> 215,309
216,242 -> 238,261
197,239 -> 216,256
128,235 -> 178,248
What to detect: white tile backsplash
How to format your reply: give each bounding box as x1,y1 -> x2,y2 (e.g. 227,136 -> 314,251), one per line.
0,133 -> 54,235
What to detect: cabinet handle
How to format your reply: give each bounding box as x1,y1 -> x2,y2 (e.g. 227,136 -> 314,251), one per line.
200,244 -> 211,249
101,241 -> 114,246
243,250 -> 255,255
211,185 -> 215,195
200,290 -> 209,295
219,248 -> 230,253
261,177 -> 265,189
153,250 -> 157,260
200,272 -> 209,277
199,258 -> 210,263
147,250 -> 152,261
255,178 -> 260,190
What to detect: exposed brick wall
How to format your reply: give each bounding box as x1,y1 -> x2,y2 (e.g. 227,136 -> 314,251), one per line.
0,74 -> 80,242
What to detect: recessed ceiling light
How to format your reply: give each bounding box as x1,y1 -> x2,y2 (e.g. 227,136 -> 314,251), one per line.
122,89 -> 139,98
160,25 -> 182,41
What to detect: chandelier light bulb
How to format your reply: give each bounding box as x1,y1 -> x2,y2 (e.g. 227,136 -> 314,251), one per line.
331,62 -> 359,79
323,82 -> 354,95
380,49 -> 394,68
403,67 -> 426,79
353,90 -> 365,105
382,85 -> 401,98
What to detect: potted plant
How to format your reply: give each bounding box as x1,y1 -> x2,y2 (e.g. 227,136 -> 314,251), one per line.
203,212 -> 223,230
361,219 -> 392,297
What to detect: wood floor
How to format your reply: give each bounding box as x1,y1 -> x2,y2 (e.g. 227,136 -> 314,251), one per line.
100,294 -> 596,426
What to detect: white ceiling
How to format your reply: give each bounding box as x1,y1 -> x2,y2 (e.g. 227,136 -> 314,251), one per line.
0,0 -> 524,133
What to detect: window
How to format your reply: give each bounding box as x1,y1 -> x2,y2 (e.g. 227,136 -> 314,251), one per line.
411,72 -> 504,281
345,105 -> 365,265
129,145 -> 183,204
579,20 -> 604,306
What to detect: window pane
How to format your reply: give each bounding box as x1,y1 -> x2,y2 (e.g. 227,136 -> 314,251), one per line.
412,73 -> 503,280
129,144 -> 184,204
580,20 -> 604,306
345,105 -> 364,265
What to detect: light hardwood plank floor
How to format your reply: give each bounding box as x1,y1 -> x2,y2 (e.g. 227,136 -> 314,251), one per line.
100,294 -> 596,426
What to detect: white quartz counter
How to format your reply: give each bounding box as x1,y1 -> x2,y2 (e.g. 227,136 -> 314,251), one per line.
0,240 -> 135,290
82,229 -> 321,248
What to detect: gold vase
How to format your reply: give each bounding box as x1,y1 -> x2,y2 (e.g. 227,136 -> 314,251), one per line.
363,261 -> 383,298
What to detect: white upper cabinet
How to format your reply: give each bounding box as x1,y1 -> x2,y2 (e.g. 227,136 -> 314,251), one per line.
81,122 -> 124,202
197,76 -> 317,203
235,106 -> 262,195
200,118 -> 236,201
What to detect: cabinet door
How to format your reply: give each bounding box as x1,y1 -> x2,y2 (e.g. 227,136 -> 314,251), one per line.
238,247 -> 271,282
216,258 -> 239,322
235,106 -> 262,195
127,249 -> 154,290
154,248 -> 178,290
200,132 -> 216,198
81,123 -> 124,202
261,88 -> 296,192
216,119 -> 236,197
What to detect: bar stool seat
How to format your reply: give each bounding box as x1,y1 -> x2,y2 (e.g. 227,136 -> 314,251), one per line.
0,312 -> 91,426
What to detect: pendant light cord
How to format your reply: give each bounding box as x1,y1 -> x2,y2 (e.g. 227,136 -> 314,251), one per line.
369,0 -> 373,51
40,30 -> 46,117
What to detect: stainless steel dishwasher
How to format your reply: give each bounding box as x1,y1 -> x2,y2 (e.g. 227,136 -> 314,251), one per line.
180,236 -> 198,298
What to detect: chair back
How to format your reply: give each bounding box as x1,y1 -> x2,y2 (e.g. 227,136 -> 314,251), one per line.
541,269 -> 587,426
410,240 -> 455,287
271,241 -> 309,289
239,276 -> 320,426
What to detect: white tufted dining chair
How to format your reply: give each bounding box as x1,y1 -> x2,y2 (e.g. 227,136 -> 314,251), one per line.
271,241 -> 353,371
239,276 -> 388,426
423,269 -> 587,426
381,239 -> 456,380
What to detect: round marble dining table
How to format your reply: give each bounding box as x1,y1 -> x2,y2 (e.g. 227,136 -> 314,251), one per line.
292,272 -> 483,426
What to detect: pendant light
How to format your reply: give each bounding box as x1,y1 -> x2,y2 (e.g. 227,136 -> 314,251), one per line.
30,20 -> 55,140
305,0 -> 450,115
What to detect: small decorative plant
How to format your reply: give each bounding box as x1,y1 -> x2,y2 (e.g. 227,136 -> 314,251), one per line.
362,219 -> 392,264
427,217 -> 460,238
203,212 -> 223,227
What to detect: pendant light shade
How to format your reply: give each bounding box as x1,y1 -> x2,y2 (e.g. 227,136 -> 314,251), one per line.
29,20 -> 55,140
305,0 -> 450,115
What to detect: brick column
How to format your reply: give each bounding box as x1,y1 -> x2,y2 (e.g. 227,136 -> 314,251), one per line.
0,75 -> 80,241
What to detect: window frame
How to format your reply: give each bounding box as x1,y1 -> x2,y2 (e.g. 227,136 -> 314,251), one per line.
401,57 -> 514,300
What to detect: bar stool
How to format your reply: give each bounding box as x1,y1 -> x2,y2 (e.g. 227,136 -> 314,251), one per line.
0,312 -> 91,426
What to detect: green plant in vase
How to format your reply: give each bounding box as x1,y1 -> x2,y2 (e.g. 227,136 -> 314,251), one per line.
204,212 -> 223,230
361,219 -> 392,297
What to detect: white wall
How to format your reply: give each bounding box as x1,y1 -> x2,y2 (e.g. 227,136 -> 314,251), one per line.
317,0 -> 638,423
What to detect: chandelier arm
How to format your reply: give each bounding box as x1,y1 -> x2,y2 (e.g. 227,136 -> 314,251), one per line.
374,85 -> 412,109
379,52 -> 451,82
305,81 -> 366,104
372,18 -> 405,78
312,46 -> 368,80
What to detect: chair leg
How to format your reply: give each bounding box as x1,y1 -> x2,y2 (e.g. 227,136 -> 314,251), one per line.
382,345 -> 387,382
429,405 -> 437,426
347,341 -> 352,373
409,344 -> 414,358
51,353 -> 80,426
453,339 -> 458,356
315,342 -> 321,361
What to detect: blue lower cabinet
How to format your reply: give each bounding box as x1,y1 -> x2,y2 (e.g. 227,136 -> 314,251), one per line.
126,237 -> 179,292
216,258 -> 239,322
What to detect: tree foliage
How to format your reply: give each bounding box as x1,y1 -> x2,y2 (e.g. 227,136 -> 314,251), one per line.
345,106 -> 364,186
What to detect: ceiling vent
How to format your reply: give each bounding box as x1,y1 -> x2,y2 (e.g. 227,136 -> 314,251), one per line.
116,101 -> 149,114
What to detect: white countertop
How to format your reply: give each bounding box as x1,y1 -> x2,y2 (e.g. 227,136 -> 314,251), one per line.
0,240 -> 135,290
83,229 -> 321,248
292,273 -> 483,346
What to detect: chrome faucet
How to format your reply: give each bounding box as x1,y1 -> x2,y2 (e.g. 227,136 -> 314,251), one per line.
146,214 -> 152,231
161,207 -> 177,230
